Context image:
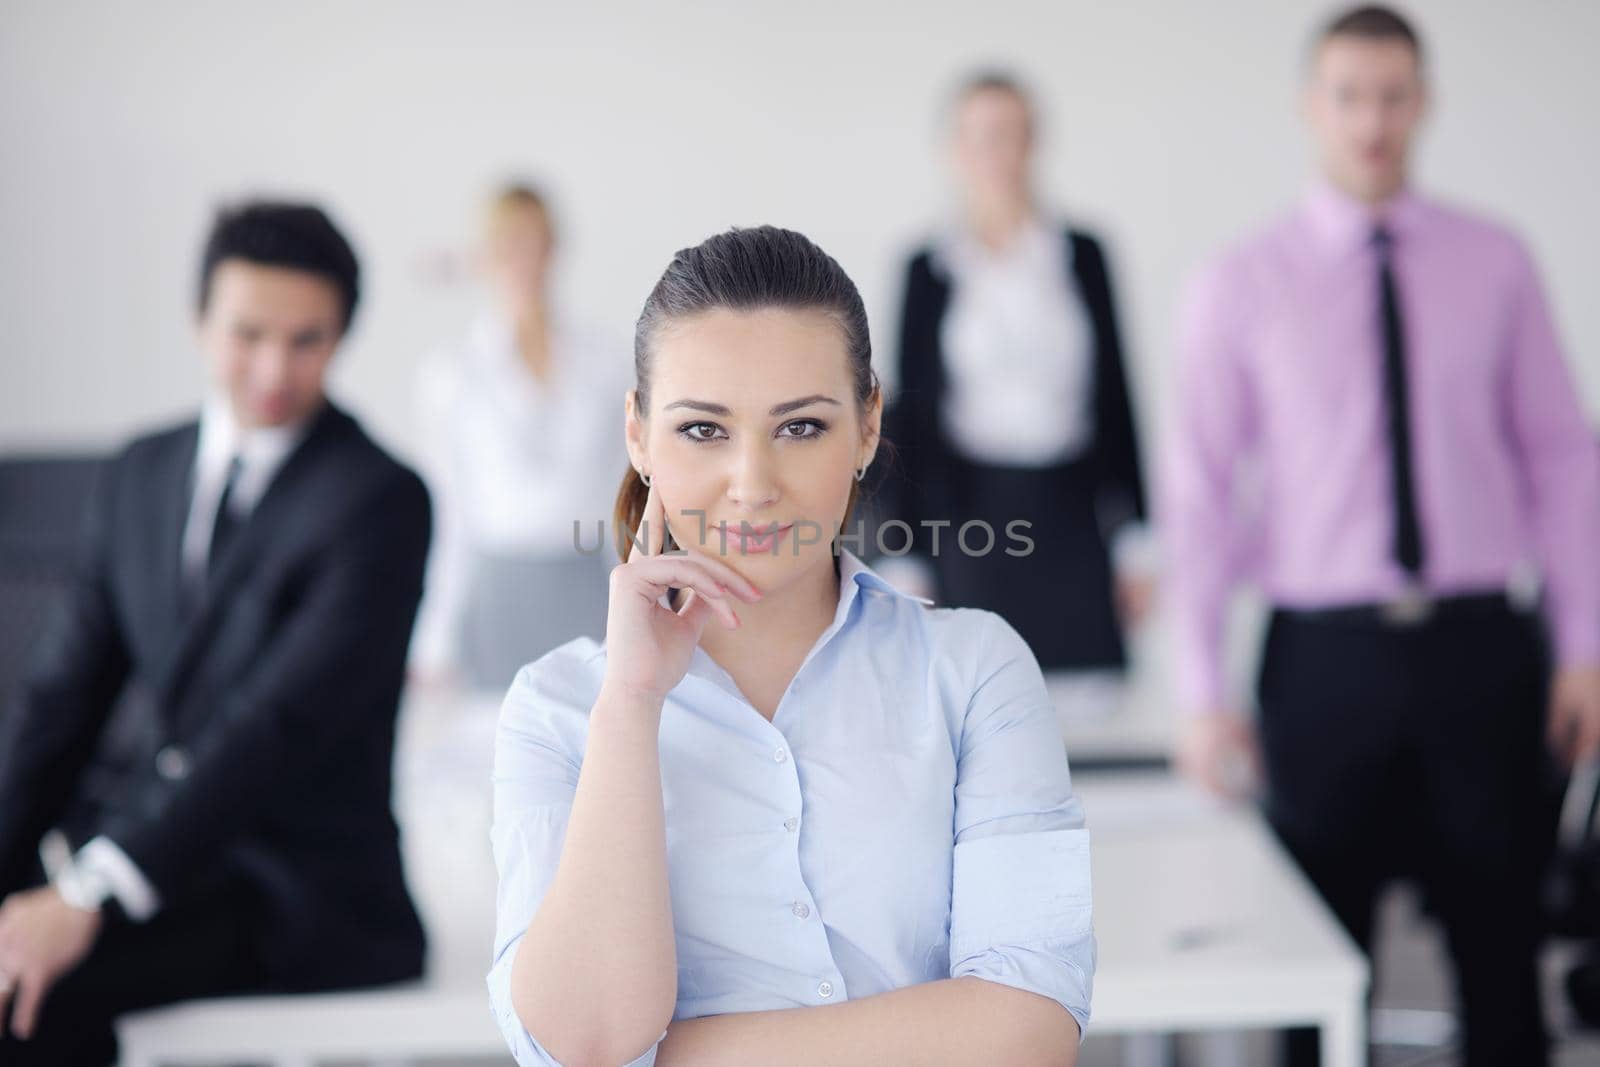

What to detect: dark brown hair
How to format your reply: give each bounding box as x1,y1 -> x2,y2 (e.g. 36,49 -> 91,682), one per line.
612,225 -> 880,562
197,201 -> 360,332
1314,5 -> 1423,64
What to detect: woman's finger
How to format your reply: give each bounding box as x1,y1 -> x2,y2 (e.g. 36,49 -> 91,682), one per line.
697,588 -> 740,630
663,546 -> 762,603
677,588 -> 738,632
623,539 -> 762,604
646,478 -> 666,558
628,557 -> 741,613
625,477 -> 663,564
631,553 -> 760,611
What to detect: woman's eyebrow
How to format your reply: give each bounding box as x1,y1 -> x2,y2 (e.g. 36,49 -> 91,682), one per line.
663,394 -> 842,417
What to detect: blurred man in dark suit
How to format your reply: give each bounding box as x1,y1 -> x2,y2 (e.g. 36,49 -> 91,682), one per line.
0,201 -> 431,1064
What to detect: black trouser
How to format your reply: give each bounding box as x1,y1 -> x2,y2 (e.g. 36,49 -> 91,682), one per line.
1256,597 -> 1560,1067
0,852 -> 263,1066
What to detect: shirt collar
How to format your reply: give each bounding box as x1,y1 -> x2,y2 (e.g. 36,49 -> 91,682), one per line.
931,210 -> 1062,280
837,547 -> 935,608
197,390 -> 318,477
1304,176 -> 1427,254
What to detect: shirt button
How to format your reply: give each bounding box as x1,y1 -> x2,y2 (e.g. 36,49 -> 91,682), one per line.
817,980 -> 833,999
156,744 -> 191,781
783,817 -> 799,832
773,748 -> 788,763
792,901 -> 810,919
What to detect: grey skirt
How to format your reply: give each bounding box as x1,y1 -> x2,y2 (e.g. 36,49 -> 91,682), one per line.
458,550 -> 612,693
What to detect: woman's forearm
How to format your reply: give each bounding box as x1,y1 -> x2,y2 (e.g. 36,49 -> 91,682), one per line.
655,976 -> 1080,1067
509,681 -> 677,1066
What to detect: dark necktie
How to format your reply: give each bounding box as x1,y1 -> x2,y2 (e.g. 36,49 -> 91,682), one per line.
207,455 -> 244,578
1374,226 -> 1425,575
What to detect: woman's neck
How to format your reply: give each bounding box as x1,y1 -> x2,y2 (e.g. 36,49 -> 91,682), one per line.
510,301 -> 553,383
966,193 -> 1034,252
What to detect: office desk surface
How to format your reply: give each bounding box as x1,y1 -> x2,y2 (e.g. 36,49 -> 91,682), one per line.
1077,772 -> 1369,1063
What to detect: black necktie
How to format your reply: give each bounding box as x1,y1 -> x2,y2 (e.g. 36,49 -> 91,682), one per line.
1374,226 -> 1425,575
207,455 -> 244,578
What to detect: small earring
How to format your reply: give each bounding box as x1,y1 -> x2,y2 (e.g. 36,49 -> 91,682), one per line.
855,464 -> 868,483
640,471 -> 652,488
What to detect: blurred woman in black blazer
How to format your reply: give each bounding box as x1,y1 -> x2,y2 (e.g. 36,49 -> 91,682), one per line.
875,70 -> 1152,718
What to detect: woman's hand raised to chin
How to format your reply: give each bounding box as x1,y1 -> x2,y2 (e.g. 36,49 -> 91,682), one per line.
603,479 -> 763,705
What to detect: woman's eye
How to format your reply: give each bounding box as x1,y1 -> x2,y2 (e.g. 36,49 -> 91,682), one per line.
780,419 -> 826,440
677,420 -> 826,443
679,422 -> 724,443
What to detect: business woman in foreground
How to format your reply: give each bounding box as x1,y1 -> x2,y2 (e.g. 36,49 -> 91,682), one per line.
487,225 -> 1094,1067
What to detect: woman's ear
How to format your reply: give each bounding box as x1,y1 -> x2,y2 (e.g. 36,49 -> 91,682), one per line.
860,383 -> 884,469
624,388 -> 647,472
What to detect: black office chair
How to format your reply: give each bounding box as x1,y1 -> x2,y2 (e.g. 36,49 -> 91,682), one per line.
0,453 -> 106,701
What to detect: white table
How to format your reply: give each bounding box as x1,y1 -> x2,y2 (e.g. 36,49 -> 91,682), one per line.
1079,772 -> 1369,1067
120,696 -> 1366,1067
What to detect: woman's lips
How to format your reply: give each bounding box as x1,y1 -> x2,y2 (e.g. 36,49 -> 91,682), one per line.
721,521 -> 794,553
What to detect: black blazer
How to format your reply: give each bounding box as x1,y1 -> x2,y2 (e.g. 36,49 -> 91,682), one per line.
879,227 -> 1147,559
0,400 -> 430,992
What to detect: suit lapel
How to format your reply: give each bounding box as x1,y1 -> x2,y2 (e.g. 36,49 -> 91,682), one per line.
154,401 -> 349,708
153,426 -> 200,633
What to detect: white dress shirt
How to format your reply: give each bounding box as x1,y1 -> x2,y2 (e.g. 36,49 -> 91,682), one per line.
54,393 -> 314,921
933,214 -> 1096,468
488,549 -> 1096,1065
410,310 -> 632,673
180,392 -> 313,584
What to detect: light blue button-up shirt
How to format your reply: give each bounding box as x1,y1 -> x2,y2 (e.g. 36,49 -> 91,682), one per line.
487,548 -> 1095,1065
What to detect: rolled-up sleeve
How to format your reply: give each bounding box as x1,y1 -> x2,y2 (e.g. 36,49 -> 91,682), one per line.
948,613 -> 1096,1040
487,645 -> 666,1066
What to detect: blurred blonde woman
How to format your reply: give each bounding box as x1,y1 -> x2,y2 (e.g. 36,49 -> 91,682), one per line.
411,183 -> 628,691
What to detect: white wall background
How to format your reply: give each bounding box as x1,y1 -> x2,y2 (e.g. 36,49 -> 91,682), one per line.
4,0 -> 1596,463
4,0 -> 1595,722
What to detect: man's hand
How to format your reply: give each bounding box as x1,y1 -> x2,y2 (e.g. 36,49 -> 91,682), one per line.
1548,665 -> 1600,770
1175,711 -> 1263,801
0,886 -> 104,1039
1114,572 -> 1157,629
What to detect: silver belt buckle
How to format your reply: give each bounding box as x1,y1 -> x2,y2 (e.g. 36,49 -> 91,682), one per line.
1380,586 -> 1434,626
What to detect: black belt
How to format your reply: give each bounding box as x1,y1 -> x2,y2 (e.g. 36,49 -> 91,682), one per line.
1273,589 -> 1525,629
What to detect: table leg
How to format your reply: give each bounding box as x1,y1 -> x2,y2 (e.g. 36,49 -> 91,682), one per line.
1320,1002 -> 1367,1067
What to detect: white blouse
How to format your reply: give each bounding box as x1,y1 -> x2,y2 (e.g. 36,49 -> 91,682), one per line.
933,216 -> 1096,468
410,311 -> 632,672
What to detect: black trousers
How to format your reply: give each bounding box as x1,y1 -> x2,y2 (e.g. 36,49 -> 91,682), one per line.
0,852 -> 264,1066
1257,599 -> 1561,1067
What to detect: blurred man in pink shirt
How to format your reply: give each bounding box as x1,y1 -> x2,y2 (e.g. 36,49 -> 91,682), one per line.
1163,6 -> 1600,1065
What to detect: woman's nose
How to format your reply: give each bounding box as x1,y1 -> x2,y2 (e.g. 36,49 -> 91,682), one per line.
725,444 -> 780,509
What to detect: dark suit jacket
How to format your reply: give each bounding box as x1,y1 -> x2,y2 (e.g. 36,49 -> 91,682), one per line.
879,227 -> 1147,556
0,399 -> 430,992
